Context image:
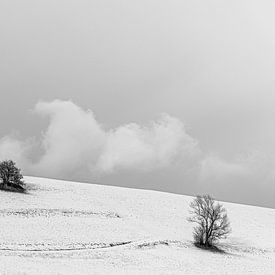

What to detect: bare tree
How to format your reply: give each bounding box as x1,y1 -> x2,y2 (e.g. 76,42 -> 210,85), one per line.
187,195 -> 231,247
0,160 -> 25,191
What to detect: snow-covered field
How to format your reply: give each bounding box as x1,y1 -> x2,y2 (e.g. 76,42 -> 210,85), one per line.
0,176 -> 274,274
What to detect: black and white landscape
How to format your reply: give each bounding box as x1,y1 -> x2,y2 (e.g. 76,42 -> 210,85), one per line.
1,1 -> 275,274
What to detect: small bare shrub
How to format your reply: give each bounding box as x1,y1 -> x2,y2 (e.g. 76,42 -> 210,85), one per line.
188,195 -> 231,247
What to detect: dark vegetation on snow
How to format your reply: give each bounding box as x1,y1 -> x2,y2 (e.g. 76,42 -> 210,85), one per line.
0,160 -> 25,193
188,195 -> 231,249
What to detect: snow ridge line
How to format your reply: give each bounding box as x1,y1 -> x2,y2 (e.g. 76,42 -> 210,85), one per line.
0,240 -> 191,252
0,208 -> 121,218
0,239 -> 273,255
0,241 -> 133,252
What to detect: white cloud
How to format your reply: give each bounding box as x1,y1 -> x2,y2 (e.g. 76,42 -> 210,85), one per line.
97,114 -> 200,173
0,99 -> 273,197
199,155 -> 248,183
0,100 -> 201,180
32,100 -> 106,178
199,151 -> 275,188
1,99 -> 274,207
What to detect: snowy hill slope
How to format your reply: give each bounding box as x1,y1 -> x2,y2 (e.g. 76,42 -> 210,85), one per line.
0,176 -> 274,274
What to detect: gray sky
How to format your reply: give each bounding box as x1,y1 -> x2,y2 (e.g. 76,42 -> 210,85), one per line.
1,0 -> 275,208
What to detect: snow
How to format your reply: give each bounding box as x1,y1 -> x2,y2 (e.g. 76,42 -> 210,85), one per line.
0,176 -> 274,274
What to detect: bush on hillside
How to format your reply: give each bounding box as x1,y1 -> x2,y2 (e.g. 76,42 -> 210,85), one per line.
0,160 -> 25,192
187,194 -> 231,248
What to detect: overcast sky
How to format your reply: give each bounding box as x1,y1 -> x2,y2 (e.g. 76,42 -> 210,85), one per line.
1,0 -> 275,208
